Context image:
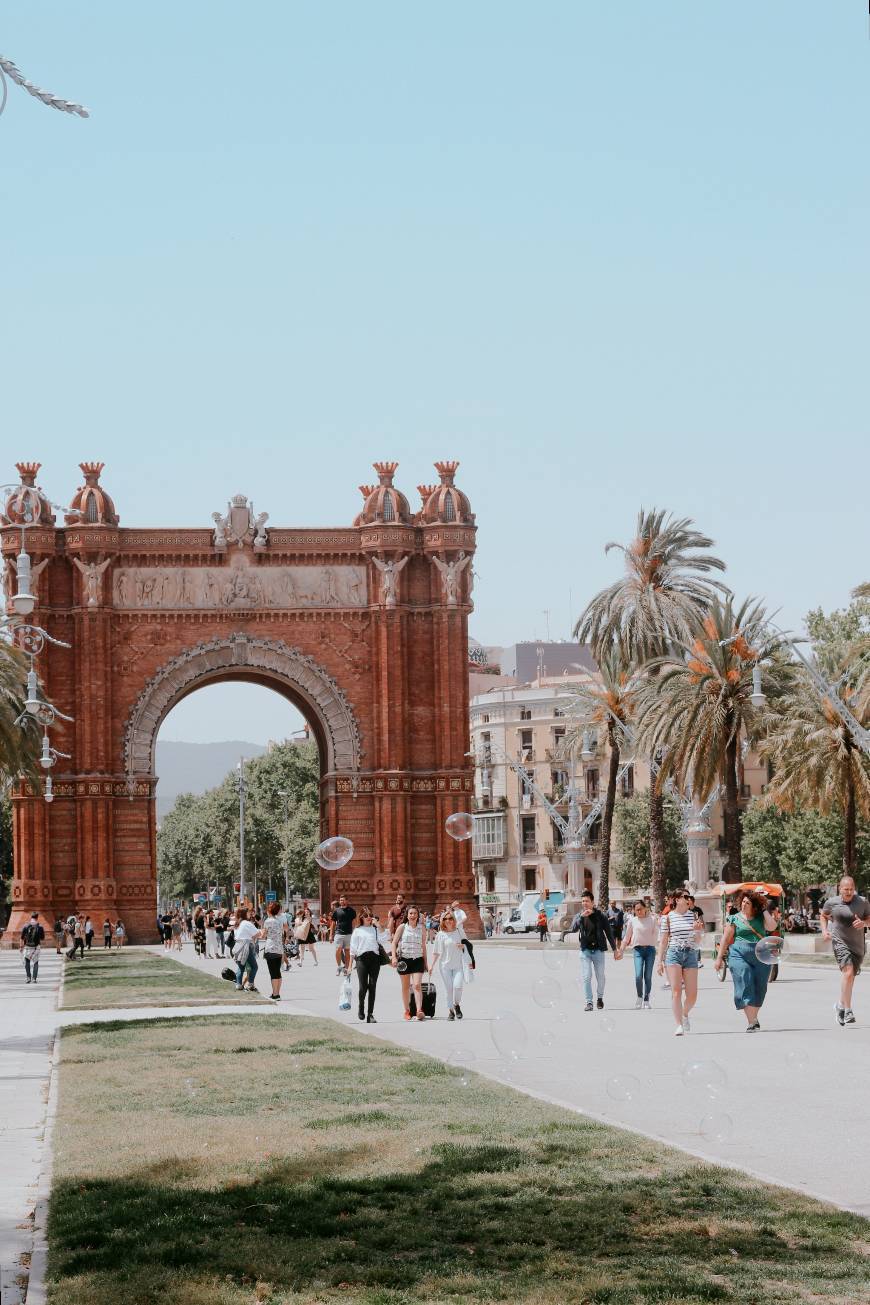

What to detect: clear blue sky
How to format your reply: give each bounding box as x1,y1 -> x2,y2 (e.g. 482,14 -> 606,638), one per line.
3,3 -> 867,744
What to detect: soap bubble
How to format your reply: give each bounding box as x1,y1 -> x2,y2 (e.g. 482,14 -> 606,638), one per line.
532,977 -> 561,1009
606,1075 -> 641,1102
755,936 -> 784,966
785,1049 -> 808,1072
599,1016 -> 616,1035
314,836 -> 354,870
539,1030 -> 556,1049
700,1113 -> 734,1144
541,944 -> 567,973
555,1011 -> 569,1025
490,1010 -> 527,1061
446,1048 -> 476,1087
445,812 -> 474,842
681,1060 -> 728,1099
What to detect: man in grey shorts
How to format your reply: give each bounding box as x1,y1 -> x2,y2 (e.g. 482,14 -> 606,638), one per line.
331,895 -> 356,975
821,876 -> 870,1026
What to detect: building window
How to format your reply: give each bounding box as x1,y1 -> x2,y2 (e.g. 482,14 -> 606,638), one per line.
588,814 -> 602,845
520,728 -> 533,752
619,765 -> 634,797
553,726 -> 565,743
484,868 -> 496,893
444,489 -> 456,522
554,706 -> 565,717
586,768 -> 599,800
524,865 -> 537,892
482,713 -> 490,724
521,815 -> 536,854
383,494 -> 395,522
520,708 -> 532,721
551,819 -> 565,847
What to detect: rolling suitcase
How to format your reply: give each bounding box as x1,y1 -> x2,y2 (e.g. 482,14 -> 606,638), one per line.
409,980 -> 437,1019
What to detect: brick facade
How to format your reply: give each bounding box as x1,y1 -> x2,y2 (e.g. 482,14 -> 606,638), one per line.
3,461 -> 480,941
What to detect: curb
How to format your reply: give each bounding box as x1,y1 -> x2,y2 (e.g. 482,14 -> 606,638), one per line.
24,954 -> 66,1304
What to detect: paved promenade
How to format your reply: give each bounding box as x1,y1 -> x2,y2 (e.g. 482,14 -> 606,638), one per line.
165,937 -> 870,1216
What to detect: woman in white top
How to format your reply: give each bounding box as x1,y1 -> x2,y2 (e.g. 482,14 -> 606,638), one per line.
428,909 -> 466,1020
349,906 -> 384,1023
622,900 -> 659,1009
657,891 -> 704,1036
261,901 -> 288,1000
391,904 -> 429,1022
205,911 -> 218,959
294,907 -> 318,968
231,907 -> 260,991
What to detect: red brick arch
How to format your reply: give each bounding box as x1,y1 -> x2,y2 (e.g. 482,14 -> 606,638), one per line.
3,462 -> 480,940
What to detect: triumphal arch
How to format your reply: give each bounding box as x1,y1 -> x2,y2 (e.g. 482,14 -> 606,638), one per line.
2,460 -> 479,941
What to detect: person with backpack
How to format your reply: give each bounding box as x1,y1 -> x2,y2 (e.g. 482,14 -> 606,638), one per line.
53,917 -> 64,954
20,913 -> 45,983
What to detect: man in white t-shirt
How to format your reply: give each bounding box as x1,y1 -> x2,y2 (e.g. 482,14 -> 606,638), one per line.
451,899 -> 475,970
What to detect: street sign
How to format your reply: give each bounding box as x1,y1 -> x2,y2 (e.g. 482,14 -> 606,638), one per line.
265,890 -> 277,903
233,882 -> 241,894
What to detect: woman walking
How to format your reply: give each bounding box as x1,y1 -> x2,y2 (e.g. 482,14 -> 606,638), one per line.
428,909 -> 467,1020
102,917 -> 113,949
231,907 -> 260,991
261,901 -> 288,1000
192,909 -> 206,958
391,904 -> 428,1021
214,910 -> 226,957
622,899 -> 659,1008
349,907 -> 383,1023
114,919 -> 126,949
171,913 -> 183,950
574,891 -> 619,1012
536,908 -> 549,943
294,906 -> 319,967
204,910 -> 218,959
657,890 -> 703,1035
714,888 -> 779,1031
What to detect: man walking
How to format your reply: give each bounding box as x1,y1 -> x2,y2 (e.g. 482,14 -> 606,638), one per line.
387,893 -> 407,938
821,876 -> 870,1026
20,913 -> 45,983
331,894 -> 356,975
68,914 -> 86,960
84,915 -> 94,950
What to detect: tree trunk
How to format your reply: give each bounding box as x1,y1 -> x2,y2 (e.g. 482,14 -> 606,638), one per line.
723,729 -> 741,882
597,727 -> 620,910
649,779 -> 666,911
843,766 -> 857,875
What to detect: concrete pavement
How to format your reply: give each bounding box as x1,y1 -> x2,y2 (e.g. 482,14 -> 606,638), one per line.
164,937 -> 870,1216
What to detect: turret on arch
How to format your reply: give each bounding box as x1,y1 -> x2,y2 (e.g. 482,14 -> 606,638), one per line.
2,461 -> 480,940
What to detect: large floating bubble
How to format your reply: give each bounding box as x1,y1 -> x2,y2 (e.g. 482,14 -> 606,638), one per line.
490,1010 -> 528,1061
606,1075 -> 641,1102
785,1048 -> 808,1072
755,936 -> 784,966
682,1060 -> 728,1099
314,836 -> 354,870
541,943 -> 568,973
532,977 -> 561,1010
700,1113 -> 734,1144
599,1016 -> 616,1035
539,1030 -> 556,1049
445,812 -> 474,842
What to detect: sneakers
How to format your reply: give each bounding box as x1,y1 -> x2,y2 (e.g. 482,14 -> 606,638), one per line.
448,1010 -> 456,1021
642,999 -> 651,1010
674,1025 -> 684,1036
366,1015 -> 377,1023
269,993 -> 281,1001
681,1016 -> 691,1034
634,997 -> 643,1009
455,1005 -> 463,1020
746,1021 -> 760,1031
596,998 -> 604,1010
836,1005 -> 846,1027
584,1002 -> 593,1012
844,1009 -> 856,1025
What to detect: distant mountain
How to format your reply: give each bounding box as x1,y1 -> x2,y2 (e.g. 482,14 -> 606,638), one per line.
155,740 -> 266,822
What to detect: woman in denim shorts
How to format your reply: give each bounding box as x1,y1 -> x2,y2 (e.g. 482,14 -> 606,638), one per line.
657,891 -> 703,1036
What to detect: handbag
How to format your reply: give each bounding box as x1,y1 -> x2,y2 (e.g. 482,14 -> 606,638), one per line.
294,924 -> 309,941
378,944 -> 391,967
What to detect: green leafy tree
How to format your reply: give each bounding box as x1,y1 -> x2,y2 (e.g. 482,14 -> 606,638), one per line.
613,791 -> 688,895
0,643 -> 42,785
742,801 -> 870,895
157,741 -> 320,902
576,508 -> 726,908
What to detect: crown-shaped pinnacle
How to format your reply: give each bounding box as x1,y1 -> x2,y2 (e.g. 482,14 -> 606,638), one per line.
373,461 -> 399,486
417,484 -> 438,503
358,484 -> 376,500
15,462 -> 41,484
79,461 -> 105,482
434,460 -> 459,484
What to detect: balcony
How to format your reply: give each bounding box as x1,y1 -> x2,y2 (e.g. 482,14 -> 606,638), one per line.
472,811 -> 507,861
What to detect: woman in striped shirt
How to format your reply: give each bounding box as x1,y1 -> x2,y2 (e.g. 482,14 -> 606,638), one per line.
657,890 -> 704,1036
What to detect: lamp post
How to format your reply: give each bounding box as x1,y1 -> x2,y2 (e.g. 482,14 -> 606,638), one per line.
236,758 -> 246,905
1,476 -> 79,801
277,787 -> 291,908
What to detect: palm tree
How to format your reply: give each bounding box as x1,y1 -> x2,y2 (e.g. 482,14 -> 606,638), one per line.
564,652 -> 634,908
634,595 -> 790,881
576,509 -> 726,906
0,642 -> 42,785
760,646 -> 870,876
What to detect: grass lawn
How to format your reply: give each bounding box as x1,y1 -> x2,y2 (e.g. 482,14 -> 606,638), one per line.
47,1015 -> 870,1305
59,947 -> 264,1009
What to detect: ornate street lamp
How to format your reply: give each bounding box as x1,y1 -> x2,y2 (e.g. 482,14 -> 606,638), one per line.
0,54 -> 89,119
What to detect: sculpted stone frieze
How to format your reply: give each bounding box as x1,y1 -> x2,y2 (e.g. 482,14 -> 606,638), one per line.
112,564 -> 368,610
